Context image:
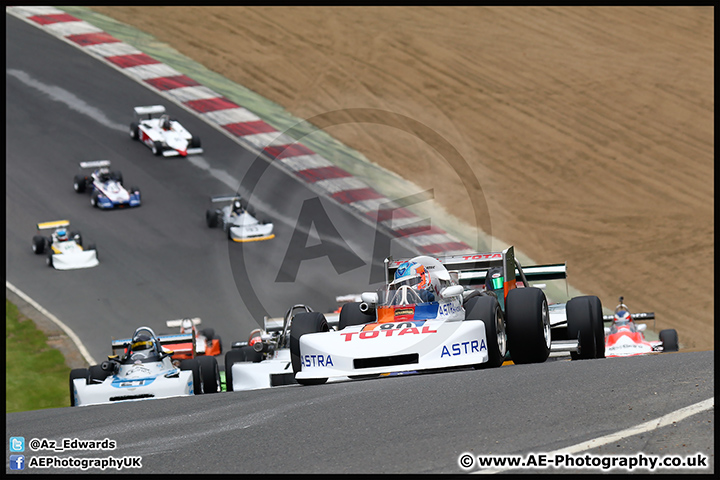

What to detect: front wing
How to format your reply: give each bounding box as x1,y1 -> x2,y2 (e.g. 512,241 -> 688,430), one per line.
72,370 -> 195,406
296,319 -> 488,380
51,250 -> 99,270
229,223 -> 275,242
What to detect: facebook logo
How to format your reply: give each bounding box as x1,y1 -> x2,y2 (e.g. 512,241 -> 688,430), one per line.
9,455 -> 25,470
9,437 -> 25,452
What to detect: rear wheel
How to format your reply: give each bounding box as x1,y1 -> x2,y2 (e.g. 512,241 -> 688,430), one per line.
73,175 -> 87,193
69,368 -> 88,407
111,171 -> 123,184
567,295 -> 604,360
180,359 -> 203,395
505,288 -> 551,364
290,312 -> 329,385
465,295 -> 506,369
338,302 -> 373,330
70,231 -> 82,246
206,210 -> 219,228
32,236 -> 46,254
659,329 -> 679,352
197,356 -> 221,393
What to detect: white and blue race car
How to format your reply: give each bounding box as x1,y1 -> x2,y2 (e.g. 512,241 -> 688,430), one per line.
73,160 -> 141,209
69,326 -> 221,407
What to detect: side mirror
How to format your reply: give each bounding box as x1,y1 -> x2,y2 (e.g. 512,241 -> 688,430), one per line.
361,292 -> 378,305
440,285 -> 464,299
637,323 -> 647,332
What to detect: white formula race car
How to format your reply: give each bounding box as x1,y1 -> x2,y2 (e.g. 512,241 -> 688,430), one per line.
69,326 -> 221,407
32,220 -> 98,270
206,195 -> 275,242
224,304 -> 342,392
290,247 -> 604,385
73,160 -> 141,209
129,105 -> 202,157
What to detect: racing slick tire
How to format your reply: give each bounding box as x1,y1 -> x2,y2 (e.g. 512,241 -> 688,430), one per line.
290,312 -> 329,385
87,364 -> 111,384
465,295 -> 507,369
566,295 -> 604,360
505,287 -> 551,364
190,135 -> 201,148
659,329 -> 679,352
206,209 -> 220,228
90,190 -> 100,208
129,122 -> 139,140
151,141 -> 163,156
197,356 -> 222,393
338,302 -> 374,330
32,236 -> 46,254
224,347 -> 261,392
200,328 -> 215,341
46,252 -> 54,268
73,175 -> 87,193
69,368 -> 89,407
180,359 -> 203,395
111,171 -> 123,184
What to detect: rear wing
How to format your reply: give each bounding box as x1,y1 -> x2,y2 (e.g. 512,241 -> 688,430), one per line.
165,317 -> 202,328
37,220 -> 70,231
385,246 -> 566,288
263,305 -> 341,333
133,105 -> 166,118
79,160 -> 111,169
603,312 -> 655,322
111,330 -> 196,355
210,195 -> 241,203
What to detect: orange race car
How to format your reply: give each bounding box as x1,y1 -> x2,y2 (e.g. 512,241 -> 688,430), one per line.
163,318 -> 223,361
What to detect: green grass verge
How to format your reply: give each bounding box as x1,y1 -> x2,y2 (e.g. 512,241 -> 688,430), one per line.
6,299 -> 72,413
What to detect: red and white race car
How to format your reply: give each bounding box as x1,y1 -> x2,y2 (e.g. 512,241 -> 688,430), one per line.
603,297 -> 679,357
129,105 -> 202,157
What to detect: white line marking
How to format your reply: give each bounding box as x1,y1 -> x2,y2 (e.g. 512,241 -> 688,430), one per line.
476,396 -> 714,473
6,280 -> 96,366
6,69 -> 127,132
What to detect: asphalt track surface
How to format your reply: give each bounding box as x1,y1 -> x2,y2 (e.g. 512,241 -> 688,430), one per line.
5,13 -> 714,474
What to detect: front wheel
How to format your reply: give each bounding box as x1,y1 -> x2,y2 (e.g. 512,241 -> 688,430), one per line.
465,295 -> 506,369
69,368 -> 88,407
290,312 -> 329,385
197,356 -> 221,393
129,122 -> 139,140
566,295 -> 604,360
206,210 -> 220,228
659,329 -> 679,352
505,288 -> 551,364
152,141 -> 163,156
73,175 -> 87,193
180,359 -> 203,395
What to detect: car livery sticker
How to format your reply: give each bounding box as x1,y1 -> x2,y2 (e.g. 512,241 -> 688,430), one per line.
376,303 -> 439,323
342,322 -> 438,341
441,339 -> 486,357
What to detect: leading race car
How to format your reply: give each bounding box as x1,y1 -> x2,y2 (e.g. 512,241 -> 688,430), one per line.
69,326 -> 221,407
73,160 -> 141,209
289,246 -> 605,385
32,220 -> 99,270
206,195 -> 275,242
163,317 -> 223,361
602,296 -> 679,357
129,105 -> 203,157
